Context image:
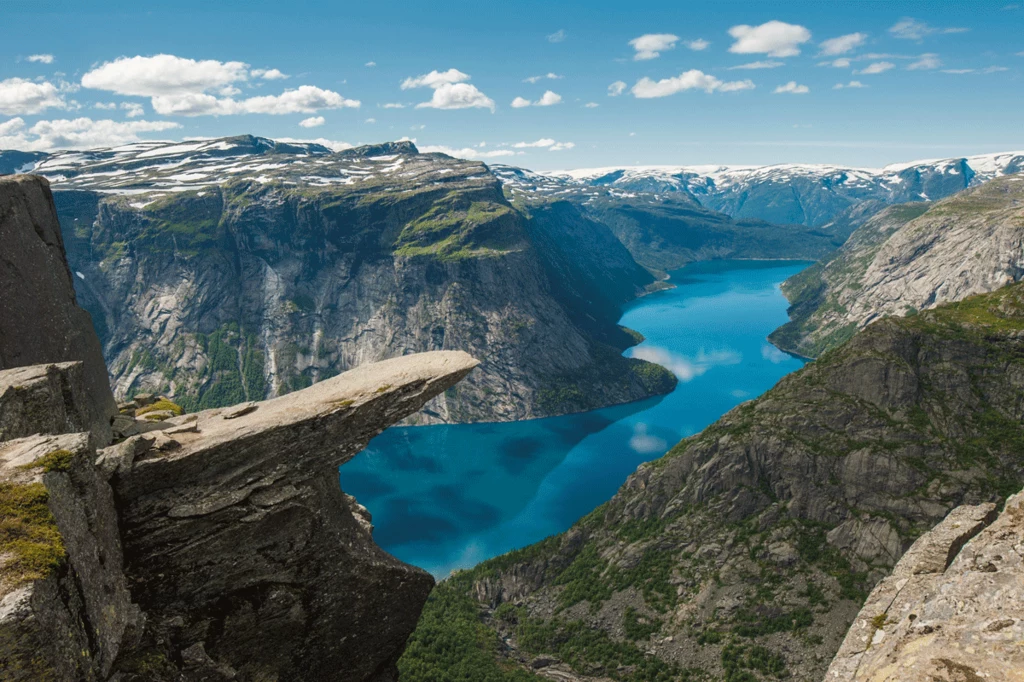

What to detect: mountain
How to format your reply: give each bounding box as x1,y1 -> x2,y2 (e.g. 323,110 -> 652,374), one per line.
538,151 -> 1024,228
399,281 -> 1024,682
9,136 -> 675,423
494,165 -> 846,272
770,172 -> 1024,357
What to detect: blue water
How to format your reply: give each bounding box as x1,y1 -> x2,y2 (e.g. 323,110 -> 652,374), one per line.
341,260 -> 810,576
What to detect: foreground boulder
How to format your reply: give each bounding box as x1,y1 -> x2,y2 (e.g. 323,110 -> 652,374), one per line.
0,174 -> 479,681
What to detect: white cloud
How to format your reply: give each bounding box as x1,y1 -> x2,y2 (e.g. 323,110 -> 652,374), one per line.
0,116 -> 180,151
26,54 -> 55,64
629,423 -> 667,455
1017,51 -> 1024,57
513,138 -> 556,148
82,54 -> 250,96
942,66 -> 1010,75
511,97 -> 531,108
547,29 -> 567,43
819,57 -> 852,68
400,68 -> 469,90
857,61 -> 895,75
983,65 -> 1009,73
629,346 -> 741,381
121,102 -> 145,118
402,69 -> 494,112
549,141 -> 574,151
365,61 -> 377,67
252,68 -> 288,80
907,53 -> 941,70
365,117 -> 376,123
536,90 -> 561,106
728,21 -> 811,57
523,72 -> 562,84
151,85 -> 360,116
299,115 -> 325,128
818,32 -> 867,56
419,144 -> 517,159
608,80 -> 627,96
761,344 -> 789,364
631,70 -> 755,98
93,102 -> 117,110
889,18 -> 968,41
584,102 -> 599,108
381,102 -> 406,109
834,80 -> 867,89
774,81 -> 810,94
0,78 -> 66,115
942,68 -> 975,74
629,33 -> 680,60
685,39 -> 710,51
728,60 -> 785,70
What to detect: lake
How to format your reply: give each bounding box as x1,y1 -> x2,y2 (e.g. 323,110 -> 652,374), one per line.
340,260 -> 810,576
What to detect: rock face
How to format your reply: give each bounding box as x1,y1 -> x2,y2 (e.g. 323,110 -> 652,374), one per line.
771,173 -> 1024,357
825,490 -> 1023,681
399,282 -> 1024,682
0,174 -> 481,681
18,137 -> 674,424
0,175 -> 116,444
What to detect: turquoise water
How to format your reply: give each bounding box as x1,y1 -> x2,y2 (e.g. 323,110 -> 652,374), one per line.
341,260 -> 810,576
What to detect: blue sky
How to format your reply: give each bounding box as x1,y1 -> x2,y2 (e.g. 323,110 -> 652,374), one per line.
1,0 -> 1022,169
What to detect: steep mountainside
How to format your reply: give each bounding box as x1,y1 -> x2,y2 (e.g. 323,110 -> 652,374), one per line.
542,151 -> 1024,227
11,136 -> 674,423
496,166 -> 843,272
399,282 -> 1024,682
771,173 -> 1024,357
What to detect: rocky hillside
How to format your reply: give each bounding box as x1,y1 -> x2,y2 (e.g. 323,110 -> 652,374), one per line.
14,136 -> 674,423
540,150 -> 1024,227
771,172 -> 1024,358
0,174 -> 480,682
496,165 -> 845,272
398,281 -> 1024,682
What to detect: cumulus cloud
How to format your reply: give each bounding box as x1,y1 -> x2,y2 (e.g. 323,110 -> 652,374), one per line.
523,72 -> 562,84
631,70 -> 755,98
547,29 -> 567,43
26,54 -> 55,64
401,69 -> 494,112
150,85 -> 360,116
907,53 -> 941,70
511,138 -> 574,151
82,54 -> 354,116
0,116 -> 180,151
857,61 -> 895,75
510,91 -> 561,107
628,423 -> 667,455
299,115 -> 325,128
629,346 -> 741,381
0,78 -> 67,115
819,57 -> 852,68
686,39 -> 710,51
121,102 -> 145,118
629,33 -> 680,60
774,81 -> 810,94
511,96 -> 531,108
728,60 -> 784,70
252,68 -> 288,80
419,144 -> 517,159
818,32 -> 867,56
728,21 -> 811,57
834,80 -> 867,89
608,80 -> 627,96
889,18 -> 968,41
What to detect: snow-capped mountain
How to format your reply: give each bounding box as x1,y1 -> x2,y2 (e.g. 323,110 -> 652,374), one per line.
524,151 -> 1024,226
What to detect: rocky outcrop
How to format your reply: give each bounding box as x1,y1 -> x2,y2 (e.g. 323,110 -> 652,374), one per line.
825,490 -> 1022,681
0,175 -> 116,444
0,173 -> 481,681
771,173 -> 1024,357
400,282 -> 1024,682
15,137 -> 673,424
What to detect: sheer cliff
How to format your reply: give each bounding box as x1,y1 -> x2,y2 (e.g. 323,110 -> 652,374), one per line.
770,173 -> 1024,358
26,137 -> 673,423
0,174 -> 479,681
399,282 -> 1024,682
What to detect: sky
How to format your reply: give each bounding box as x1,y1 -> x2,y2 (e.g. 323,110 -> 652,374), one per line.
1,0 -> 1022,170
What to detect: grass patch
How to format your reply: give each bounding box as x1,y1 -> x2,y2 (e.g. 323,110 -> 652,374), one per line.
0,482 -> 65,587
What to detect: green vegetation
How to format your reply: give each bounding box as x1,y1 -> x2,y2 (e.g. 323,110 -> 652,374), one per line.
23,449 -> 75,473
622,607 -> 661,641
136,399 -> 184,417
721,643 -> 789,680
393,193 -> 521,261
0,482 -> 65,587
